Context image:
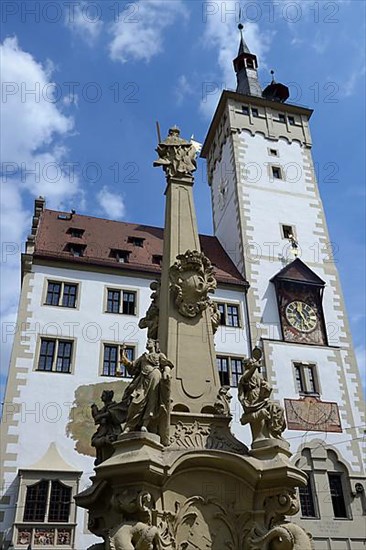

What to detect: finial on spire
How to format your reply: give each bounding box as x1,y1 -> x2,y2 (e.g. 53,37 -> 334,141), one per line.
270,70 -> 275,83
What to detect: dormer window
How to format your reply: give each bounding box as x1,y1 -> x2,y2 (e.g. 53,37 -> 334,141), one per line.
128,236 -> 144,248
67,228 -> 84,238
152,255 -> 163,266
66,243 -> 86,257
110,249 -> 130,263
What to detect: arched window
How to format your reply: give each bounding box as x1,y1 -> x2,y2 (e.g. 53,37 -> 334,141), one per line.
296,448 -> 319,518
23,480 -> 48,522
23,480 -> 71,523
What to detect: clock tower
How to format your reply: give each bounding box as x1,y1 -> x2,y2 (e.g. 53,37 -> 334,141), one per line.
201,26 -> 365,547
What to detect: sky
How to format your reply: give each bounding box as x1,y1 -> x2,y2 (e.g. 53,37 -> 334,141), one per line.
1,0 -> 365,400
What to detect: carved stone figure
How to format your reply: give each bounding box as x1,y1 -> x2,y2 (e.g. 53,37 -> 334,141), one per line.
249,489 -> 314,550
91,390 -> 123,466
214,386 -> 232,416
119,340 -> 174,438
209,299 -> 221,334
169,250 -> 217,318
249,523 -> 314,550
108,490 -> 163,550
238,347 -> 286,444
139,281 -> 160,340
153,126 -> 197,178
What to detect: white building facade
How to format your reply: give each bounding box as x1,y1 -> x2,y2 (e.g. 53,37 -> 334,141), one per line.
0,202 -> 250,550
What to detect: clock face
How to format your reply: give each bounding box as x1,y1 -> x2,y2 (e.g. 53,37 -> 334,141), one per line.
285,301 -> 318,333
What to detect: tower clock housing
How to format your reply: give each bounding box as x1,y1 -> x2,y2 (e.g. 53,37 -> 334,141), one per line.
271,258 -> 327,346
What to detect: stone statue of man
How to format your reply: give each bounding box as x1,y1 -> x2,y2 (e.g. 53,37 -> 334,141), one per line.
119,339 -> 174,436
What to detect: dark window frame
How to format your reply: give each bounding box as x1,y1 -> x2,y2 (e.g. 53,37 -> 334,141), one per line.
299,472 -> 319,519
37,338 -> 73,374
215,302 -> 241,328
251,107 -> 259,118
45,281 -> 78,308
66,243 -> 86,257
127,236 -> 144,247
106,289 -> 137,316
271,166 -> 283,180
216,355 -> 244,388
294,363 -> 319,395
23,479 -> 72,524
110,249 -> 130,263
102,343 -> 135,377
328,473 -> 348,519
67,228 -> 84,238
282,224 -> 295,240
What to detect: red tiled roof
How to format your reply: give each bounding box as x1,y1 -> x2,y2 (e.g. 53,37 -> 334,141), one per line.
34,210 -> 247,287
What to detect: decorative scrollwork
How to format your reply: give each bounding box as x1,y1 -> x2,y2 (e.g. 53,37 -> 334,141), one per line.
169,250 -> 217,318
168,420 -> 247,454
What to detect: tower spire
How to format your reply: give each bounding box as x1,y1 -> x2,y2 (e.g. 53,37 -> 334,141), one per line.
233,23 -> 262,97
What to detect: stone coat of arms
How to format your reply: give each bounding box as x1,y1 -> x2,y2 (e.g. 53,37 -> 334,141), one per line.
169,250 -> 217,318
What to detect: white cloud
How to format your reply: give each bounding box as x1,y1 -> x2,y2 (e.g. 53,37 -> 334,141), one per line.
0,37 -> 80,391
342,63 -> 366,98
1,37 -> 78,206
200,0 -> 274,118
109,0 -> 189,64
97,186 -> 126,220
175,75 -> 194,105
65,1 -> 103,45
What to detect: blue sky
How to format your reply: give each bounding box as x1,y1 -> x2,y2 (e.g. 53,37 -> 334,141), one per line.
1,0 -> 365,399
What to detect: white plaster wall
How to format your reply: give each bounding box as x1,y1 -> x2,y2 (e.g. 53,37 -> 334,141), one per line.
211,138 -> 244,274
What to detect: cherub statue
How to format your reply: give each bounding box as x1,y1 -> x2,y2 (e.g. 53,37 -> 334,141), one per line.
119,340 -> 174,439
238,347 -> 286,444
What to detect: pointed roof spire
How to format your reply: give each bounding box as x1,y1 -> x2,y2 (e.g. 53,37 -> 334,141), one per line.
237,23 -> 251,55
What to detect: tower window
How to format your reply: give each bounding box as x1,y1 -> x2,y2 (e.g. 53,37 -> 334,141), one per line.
294,363 -> 319,395
128,236 -> 144,247
269,148 -> 278,157
288,116 -> 296,126
299,473 -> 318,518
106,289 -> 137,315
251,108 -> 259,117
278,114 -> 286,123
272,166 -> 282,180
242,106 -> 249,115
246,58 -> 255,69
328,473 -> 348,518
282,225 -> 295,239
